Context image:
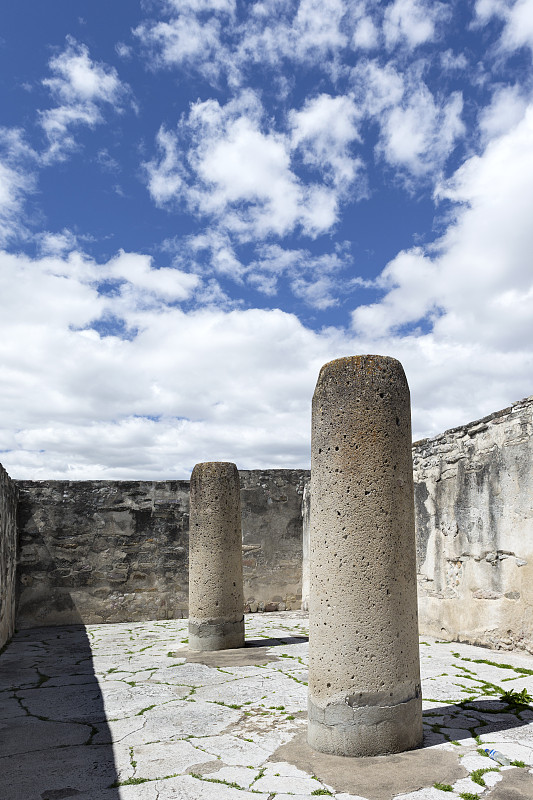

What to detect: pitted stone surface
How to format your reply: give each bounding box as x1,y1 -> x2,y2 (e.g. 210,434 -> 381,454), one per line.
308,355 -> 422,756
188,462 -> 245,651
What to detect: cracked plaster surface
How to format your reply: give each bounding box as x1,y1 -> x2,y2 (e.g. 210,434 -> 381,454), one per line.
1,613 -> 533,799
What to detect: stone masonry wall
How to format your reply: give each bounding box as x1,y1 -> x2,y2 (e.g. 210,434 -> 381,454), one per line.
413,395 -> 533,653
15,470 -> 306,628
0,463 -> 18,649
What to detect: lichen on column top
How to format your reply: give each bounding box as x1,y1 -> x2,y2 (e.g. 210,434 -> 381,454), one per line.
308,354 -> 423,757
188,461 -> 245,651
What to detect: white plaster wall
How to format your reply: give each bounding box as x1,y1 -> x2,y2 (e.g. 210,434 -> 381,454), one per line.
413,395 -> 533,652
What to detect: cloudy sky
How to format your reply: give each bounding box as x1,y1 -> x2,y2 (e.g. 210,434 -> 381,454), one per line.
1,0 -> 532,479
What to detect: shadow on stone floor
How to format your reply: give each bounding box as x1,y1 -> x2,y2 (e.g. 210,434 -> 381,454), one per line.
244,634 -> 308,647
183,635 -> 309,667
422,698 -> 533,741
0,625 -> 121,800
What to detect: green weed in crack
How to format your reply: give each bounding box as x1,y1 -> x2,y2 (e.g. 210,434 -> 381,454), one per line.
110,777 -> 149,787
189,773 -> 263,793
135,704 -> 156,716
452,654 -> 533,677
470,767 -> 499,786
433,784 -> 453,792
250,767 -> 266,785
211,700 -> 242,709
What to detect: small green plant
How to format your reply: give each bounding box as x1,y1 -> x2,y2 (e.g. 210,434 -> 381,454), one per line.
433,784 -> 453,792
135,704 -> 156,716
511,760 -> 526,767
311,790 -> 333,796
110,777 -> 149,787
500,688 -> 532,706
470,767 -> 499,786
459,793 -> 479,800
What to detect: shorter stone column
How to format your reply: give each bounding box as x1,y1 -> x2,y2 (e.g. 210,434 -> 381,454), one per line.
188,462 -> 245,651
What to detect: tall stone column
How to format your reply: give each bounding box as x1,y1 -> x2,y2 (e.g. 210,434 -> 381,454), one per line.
308,355 -> 422,756
188,462 -> 245,651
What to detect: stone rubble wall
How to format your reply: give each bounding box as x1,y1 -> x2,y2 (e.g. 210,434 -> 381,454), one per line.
413,395 -> 533,653
15,470 -> 306,628
0,463 -> 18,649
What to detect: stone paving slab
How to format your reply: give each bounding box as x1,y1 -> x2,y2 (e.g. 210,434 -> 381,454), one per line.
1,612 -> 533,799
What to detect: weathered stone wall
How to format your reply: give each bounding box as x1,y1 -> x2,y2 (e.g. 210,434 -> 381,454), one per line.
15,470 -> 306,628
241,470 -> 307,612
413,395 -> 533,653
0,463 -> 18,649
15,480 -> 191,628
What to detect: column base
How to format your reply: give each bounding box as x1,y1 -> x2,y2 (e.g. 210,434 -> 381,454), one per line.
307,693 -> 423,757
188,616 -> 245,651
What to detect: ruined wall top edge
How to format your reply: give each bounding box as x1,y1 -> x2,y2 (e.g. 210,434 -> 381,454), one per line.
13,469 -> 310,487
412,394 -> 533,449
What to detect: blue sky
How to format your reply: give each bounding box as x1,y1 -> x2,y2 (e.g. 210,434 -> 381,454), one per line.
1,0 -> 532,478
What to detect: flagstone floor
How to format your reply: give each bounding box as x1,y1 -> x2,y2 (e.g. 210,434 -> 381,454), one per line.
1,612 -> 533,800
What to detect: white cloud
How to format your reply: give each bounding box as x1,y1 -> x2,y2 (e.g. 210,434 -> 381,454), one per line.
475,0 -> 533,55
246,243 -> 351,307
3,111 -> 533,485
0,128 -> 37,244
134,15 -> 226,81
352,105 -> 533,411
182,229 -> 245,280
352,16 -> 379,49
383,0 -> 447,49
479,84 -> 529,141
39,37 -> 129,161
165,0 -> 236,13
135,0 -> 352,87
439,49 -> 469,71
290,93 -> 363,189
43,38 -> 124,105
474,0 -> 511,22
377,87 -> 464,179
0,249 -> 331,477
351,60 -> 405,115
38,229 -> 81,256
144,126 -> 184,206
144,91 -> 358,241
500,0 -> 533,53
236,0 -> 349,71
